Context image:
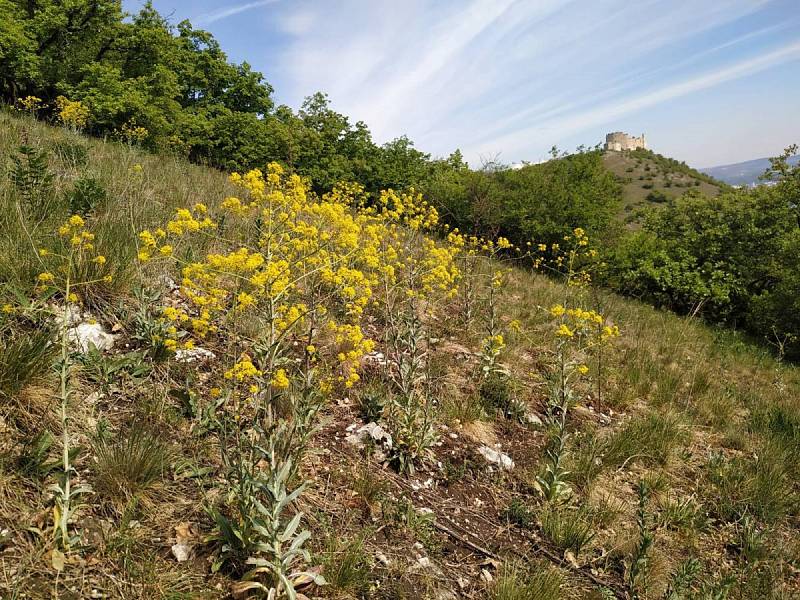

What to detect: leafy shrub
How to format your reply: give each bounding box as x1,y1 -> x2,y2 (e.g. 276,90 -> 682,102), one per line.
423,150 -> 622,252
604,158 -> 800,358
645,189 -> 668,203
9,145 -> 54,214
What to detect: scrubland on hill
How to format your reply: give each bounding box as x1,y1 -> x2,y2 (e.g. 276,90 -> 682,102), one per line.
600,149 -> 727,220
1,111 -> 799,600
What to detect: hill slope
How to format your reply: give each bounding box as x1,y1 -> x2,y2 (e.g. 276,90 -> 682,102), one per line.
602,148 -> 728,221
1,113 -> 799,599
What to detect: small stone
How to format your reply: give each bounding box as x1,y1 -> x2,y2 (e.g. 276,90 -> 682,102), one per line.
85,391 -> 104,403
361,350 -> 388,367
480,568 -> 493,583
478,445 -> 514,470
375,551 -> 391,566
174,347 -> 216,363
171,542 -> 191,562
346,422 -> 393,452
525,412 -> 544,426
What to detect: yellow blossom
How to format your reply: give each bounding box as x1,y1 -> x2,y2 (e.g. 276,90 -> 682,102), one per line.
270,369 -> 290,389
556,323 -> 574,338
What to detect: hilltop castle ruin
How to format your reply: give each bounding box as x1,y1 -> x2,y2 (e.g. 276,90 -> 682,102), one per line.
604,131 -> 646,151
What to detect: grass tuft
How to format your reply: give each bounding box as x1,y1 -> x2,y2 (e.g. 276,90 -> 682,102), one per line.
0,322 -> 56,398
92,423 -> 171,503
604,410 -> 688,469
489,561 -> 563,600
539,504 -> 595,557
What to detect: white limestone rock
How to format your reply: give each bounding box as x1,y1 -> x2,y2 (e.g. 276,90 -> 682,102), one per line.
478,445 -> 515,470
175,347 -> 216,363
67,322 -> 116,352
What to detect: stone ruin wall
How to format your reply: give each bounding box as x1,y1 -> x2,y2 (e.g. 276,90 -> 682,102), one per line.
604,131 -> 646,152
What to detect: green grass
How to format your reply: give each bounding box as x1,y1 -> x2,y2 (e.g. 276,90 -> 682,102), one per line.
604,411 -> 689,469
0,322 -> 56,398
539,505 -> 595,557
318,531 -> 373,595
489,562 -> 564,600
92,423 -> 171,503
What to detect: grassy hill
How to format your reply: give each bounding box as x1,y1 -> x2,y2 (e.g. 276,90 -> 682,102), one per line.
1,112 -> 798,599
602,149 -> 729,223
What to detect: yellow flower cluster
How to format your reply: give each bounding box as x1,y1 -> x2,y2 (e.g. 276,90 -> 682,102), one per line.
119,121 -> 149,144
57,215 -> 95,250
55,96 -> 89,129
224,355 -> 262,381
15,96 -> 42,113
531,227 -> 598,284
550,304 -> 620,345
483,333 -> 506,354
36,216 -> 111,297
374,188 -> 439,231
141,162 -> 469,404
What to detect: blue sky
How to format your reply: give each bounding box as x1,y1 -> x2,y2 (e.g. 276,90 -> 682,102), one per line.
126,0 -> 800,168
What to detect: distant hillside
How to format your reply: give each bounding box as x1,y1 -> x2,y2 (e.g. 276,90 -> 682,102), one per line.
602,148 -> 729,223
701,154 -> 800,187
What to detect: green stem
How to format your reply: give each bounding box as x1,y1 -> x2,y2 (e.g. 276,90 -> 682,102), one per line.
58,274 -> 72,549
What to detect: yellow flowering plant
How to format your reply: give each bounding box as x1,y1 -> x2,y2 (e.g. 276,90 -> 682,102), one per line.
34,215 -> 112,550
535,231 -> 620,503
55,96 -> 90,130
15,95 -> 42,114
139,163 -> 468,586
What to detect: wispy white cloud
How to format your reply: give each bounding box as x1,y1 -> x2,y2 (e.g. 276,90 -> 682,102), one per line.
195,0 -> 278,25
470,40 -> 800,160
235,0 -> 798,164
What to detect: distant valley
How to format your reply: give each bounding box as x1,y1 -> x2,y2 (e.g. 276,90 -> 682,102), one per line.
700,154 -> 800,187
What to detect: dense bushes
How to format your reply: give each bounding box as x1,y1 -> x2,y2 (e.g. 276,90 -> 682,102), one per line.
603,152 -> 800,357
423,150 -> 622,249
629,148 -> 729,189
0,1 -> 433,193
